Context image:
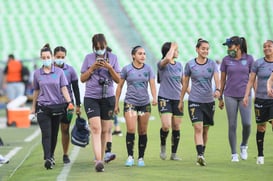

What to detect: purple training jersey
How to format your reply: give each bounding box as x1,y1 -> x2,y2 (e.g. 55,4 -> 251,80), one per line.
252,58 -> 273,99
33,66 -> 68,106
121,63 -> 155,106
184,58 -> 218,103
157,61 -> 183,100
220,53 -> 254,98
81,52 -> 121,99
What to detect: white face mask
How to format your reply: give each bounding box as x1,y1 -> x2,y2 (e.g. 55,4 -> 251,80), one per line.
94,49 -> 106,55
43,59 -> 52,67
55,59 -> 65,66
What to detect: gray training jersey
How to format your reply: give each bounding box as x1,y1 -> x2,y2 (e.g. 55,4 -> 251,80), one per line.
252,58 -> 273,100
157,61 -> 183,100
121,63 -> 155,106
184,58 -> 218,103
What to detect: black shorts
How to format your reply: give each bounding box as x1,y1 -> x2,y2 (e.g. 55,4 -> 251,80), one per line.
188,101 -> 215,126
158,96 -> 183,116
61,101 -> 75,124
84,96 -> 115,120
123,102 -> 151,115
254,98 -> 273,124
60,110 -> 74,124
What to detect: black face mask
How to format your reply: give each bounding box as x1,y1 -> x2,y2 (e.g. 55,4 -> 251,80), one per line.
227,49 -> 237,58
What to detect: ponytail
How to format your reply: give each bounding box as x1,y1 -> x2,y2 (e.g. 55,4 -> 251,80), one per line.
158,42 -> 171,84
161,42 -> 171,59
240,37 -> 247,54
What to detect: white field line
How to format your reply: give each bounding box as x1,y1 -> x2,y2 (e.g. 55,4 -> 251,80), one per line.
57,146 -> 80,181
0,147 -> 22,167
8,141 -> 40,179
24,128 -> 40,142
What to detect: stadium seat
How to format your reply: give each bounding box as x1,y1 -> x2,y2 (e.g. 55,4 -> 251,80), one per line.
120,0 -> 273,61
1,0 -> 129,70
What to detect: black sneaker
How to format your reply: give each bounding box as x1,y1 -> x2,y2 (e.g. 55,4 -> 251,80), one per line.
63,155 -> 70,164
104,152 -> 116,163
44,159 -> 53,170
95,161 -> 104,172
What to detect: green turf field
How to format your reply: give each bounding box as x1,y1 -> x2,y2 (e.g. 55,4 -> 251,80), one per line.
0,102 -> 272,181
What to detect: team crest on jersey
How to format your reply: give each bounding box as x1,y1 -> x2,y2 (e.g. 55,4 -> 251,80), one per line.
143,72 -> 148,77
177,67 -> 182,72
241,60 -> 247,66
64,69 -> 69,76
51,73 -> 58,79
207,68 -> 212,73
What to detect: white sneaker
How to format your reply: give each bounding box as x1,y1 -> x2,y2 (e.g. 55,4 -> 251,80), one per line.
196,155 -> 206,166
0,155 -> 9,164
137,158 -> 145,167
170,153 -> 182,161
231,154 -> 239,162
160,145 -> 167,160
256,156 -> 264,165
125,156 -> 134,167
240,146 -> 248,160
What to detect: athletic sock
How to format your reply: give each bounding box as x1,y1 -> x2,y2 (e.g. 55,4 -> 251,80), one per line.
196,145 -> 204,156
171,130 -> 180,153
203,145 -> 206,155
256,131 -> 265,157
138,134 -> 147,159
126,132 -> 135,157
105,142 -> 112,153
160,128 -> 169,146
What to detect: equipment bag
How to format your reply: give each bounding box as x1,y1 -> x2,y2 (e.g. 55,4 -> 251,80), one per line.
71,114 -> 90,147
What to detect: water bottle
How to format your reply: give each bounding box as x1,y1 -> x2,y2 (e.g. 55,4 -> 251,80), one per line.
67,103 -> 74,122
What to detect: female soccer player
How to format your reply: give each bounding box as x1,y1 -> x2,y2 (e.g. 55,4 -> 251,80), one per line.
80,33 -> 120,172
157,42 -> 184,161
244,40 -> 273,164
178,39 -> 220,166
115,46 -> 157,167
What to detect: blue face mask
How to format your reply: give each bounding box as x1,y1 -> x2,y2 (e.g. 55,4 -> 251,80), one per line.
43,59 -> 52,67
94,49 -> 106,55
55,59 -> 64,66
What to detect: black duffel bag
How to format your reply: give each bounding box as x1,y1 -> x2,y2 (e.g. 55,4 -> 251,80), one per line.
71,114 -> 90,147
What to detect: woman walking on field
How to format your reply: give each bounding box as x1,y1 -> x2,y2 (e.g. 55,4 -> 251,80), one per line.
219,36 -> 254,162
179,38 -> 220,166
115,46 -> 157,167
157,42 -> 184,161
244,40 -> 273,164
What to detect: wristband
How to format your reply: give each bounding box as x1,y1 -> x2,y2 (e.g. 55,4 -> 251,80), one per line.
215,89 -> 221,92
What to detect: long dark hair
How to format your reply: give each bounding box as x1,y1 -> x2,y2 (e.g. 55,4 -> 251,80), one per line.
158,42 -> 172,83
92,33 -> 107,50
230,36 -> 248,54
161,42 -> 171,59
